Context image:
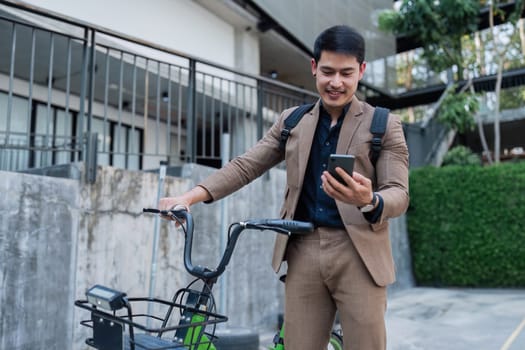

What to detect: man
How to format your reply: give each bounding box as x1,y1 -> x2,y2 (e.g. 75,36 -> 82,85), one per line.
159,25 -> 409,350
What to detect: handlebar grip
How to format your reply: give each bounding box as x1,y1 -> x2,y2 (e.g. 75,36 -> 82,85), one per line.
143,208 -> 162,214
255,219 -> 314,233
142,208 -> 187,219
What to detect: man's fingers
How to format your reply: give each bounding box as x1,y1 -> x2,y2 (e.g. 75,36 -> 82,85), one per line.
351,171 -> 371,187
322,172 -> 350,201
335,167 -> 350,183
160,212 -> 175,221
170,204 -> 190,212
322,170 -> 372,206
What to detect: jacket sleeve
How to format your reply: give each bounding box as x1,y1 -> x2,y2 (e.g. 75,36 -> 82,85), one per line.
198,111 -> 289,202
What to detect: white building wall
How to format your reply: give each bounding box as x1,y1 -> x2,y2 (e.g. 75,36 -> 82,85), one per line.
21,0 -> 260,74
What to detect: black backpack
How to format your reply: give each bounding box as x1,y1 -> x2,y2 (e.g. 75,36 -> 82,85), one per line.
279,103 -> 389,167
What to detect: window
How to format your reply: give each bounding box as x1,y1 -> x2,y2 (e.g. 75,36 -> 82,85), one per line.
0,91 -> 143,171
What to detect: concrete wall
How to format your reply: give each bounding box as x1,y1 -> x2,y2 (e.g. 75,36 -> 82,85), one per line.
0,170 -> 79,349
0,163 -> 413,349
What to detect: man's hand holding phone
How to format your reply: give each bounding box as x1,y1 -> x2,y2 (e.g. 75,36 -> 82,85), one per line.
323,154 -> 374,207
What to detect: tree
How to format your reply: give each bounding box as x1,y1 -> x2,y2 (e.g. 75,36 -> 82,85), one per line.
378,0 -> 525,164
438,87 -> 479,133
378,0 -> 480,73
485,0 -> 525,162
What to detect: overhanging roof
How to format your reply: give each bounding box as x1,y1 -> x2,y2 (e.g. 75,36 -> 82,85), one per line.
364,67 -> 525,110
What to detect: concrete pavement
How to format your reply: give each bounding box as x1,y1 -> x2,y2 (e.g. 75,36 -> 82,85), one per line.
387,288 -> 525,350
258,287 -> 525,350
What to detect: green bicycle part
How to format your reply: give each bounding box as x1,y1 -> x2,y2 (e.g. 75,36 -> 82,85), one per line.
270,324 -> 285,350
183,313 -> 216,350
270,325 -> 343,350
327,331 -> 343,350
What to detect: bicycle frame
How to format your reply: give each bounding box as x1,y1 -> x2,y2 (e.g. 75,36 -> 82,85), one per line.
270,323 -> 343,350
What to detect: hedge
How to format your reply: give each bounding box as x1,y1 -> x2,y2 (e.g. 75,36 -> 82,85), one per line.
407,161 -> 525,287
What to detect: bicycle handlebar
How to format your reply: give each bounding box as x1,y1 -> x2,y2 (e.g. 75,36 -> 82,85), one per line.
242,219 -> 314,234
142,208 -> 313,280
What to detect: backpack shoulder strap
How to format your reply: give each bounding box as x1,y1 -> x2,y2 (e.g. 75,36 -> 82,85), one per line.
369,106 -> 390,167
279,103 -> 315,151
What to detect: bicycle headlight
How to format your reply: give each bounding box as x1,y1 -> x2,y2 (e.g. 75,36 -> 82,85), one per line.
86,284 -> 127,311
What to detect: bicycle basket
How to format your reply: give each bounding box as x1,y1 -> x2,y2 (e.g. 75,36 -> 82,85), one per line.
75,285 -> 227,350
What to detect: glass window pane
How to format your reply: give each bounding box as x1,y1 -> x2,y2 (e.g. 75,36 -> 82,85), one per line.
91,118 -> 110,166
0,92 -> 6,133
34,104 -> 53,168
55,110 -> 73,164
113,125 -> 127,168
127,128 -> 140,170
0,93 -> 30,170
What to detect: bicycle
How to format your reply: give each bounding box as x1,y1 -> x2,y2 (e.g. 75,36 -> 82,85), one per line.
75,208 -> 344,350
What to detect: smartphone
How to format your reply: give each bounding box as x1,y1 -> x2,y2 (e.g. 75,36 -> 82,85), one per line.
328,154 -> 355,184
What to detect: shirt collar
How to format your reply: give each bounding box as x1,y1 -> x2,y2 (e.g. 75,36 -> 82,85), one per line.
319,101 -> 351,120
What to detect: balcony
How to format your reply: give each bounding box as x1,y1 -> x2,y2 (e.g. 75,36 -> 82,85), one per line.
0,1 -> 317,177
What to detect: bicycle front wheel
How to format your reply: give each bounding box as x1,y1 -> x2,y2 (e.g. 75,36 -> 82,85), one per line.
326,331 -> 343,350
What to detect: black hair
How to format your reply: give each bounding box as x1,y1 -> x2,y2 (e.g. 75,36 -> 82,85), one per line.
313,25 -> 365,64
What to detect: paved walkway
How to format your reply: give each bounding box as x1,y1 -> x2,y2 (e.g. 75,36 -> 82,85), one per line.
387,288 -> 525,350
258,287 -> 525,350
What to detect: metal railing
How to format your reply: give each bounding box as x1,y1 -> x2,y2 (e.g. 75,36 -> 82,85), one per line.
0,1 -> 317,180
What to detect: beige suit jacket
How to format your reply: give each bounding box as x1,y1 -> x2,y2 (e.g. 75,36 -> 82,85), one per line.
199,96 -> 409,286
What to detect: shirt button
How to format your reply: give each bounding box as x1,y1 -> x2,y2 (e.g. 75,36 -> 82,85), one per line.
319,208 -> 324,212
322,163 -> 327,168
325,142 -> 330,146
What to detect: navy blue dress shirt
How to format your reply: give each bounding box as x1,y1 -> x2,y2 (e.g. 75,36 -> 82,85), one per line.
294,102 -> 383,227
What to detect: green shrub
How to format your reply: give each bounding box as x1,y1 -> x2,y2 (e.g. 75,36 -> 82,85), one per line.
408,161 -> 525,287
442,145 -> 481,166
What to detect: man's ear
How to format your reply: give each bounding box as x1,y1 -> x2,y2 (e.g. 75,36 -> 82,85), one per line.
311,58 -> 317,76
358,61 -> 367,80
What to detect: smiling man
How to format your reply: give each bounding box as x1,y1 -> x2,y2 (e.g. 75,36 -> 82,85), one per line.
159,25 -> 409,350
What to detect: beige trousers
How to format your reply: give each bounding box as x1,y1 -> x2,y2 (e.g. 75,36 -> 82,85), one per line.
284,227 -> 387,350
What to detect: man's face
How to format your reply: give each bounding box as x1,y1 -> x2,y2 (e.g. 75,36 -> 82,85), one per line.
311,51 -> 366,116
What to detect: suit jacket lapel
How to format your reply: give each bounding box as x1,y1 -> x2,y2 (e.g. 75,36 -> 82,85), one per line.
297,101 -> 320,186
336,95 -> 364,154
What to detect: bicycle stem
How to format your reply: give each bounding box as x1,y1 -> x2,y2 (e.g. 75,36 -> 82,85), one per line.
182,210 -> 245,280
